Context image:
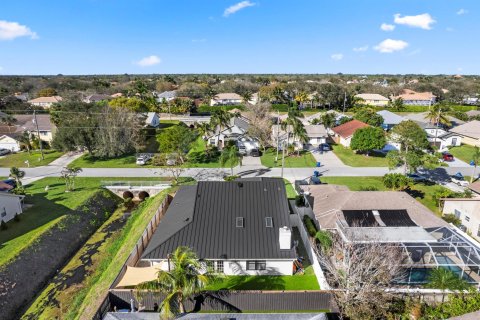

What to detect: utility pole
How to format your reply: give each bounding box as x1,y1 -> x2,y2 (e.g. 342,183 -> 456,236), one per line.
342,92 -> 347,113
33,110 -> 45,160
275,110 -> 280,162
281,141 -> 286,178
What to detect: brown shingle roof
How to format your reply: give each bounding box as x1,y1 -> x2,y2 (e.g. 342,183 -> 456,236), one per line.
469,181 -> 480,194
331,119 -> 369,138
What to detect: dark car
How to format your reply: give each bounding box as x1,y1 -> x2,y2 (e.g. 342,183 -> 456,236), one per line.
250,149 -> 261,157
407,173 -> 427,182
442,152 -> 454,162
0,148 -> 11,156
319,143 -> 331,151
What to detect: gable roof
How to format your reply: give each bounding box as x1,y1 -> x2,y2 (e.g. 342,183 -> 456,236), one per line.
393,89 -> 435,101
142,178 -> 296,260
84,94 -> 111,102
331,119 -> 369,138
28,96 -> 62,104
356,93 -> 389,101
214,93 -> 242,100
156,90 -> 177,99
377,110 -> 405,125
449,120 -> 480,139
304,124 -> 328,137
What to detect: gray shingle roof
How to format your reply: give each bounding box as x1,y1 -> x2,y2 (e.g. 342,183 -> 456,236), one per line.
142,178 -> 296,260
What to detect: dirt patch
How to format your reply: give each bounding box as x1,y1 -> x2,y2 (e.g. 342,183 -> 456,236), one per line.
0,190 -> 120,320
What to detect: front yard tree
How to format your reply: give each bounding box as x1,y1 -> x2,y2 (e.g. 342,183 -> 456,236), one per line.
220,145 -> 242,176
136,246 -> 216,319
353,108 -> 384,127
469,146 -> 480,183
195,122 -> 211,148
320,112 -> 336,131
388,97 -> 405,111
389,120 -> 429,174
60,166 -> 83,191
350,126 -> 386,155
382,173 -> 411,191
157,123 -> 195,164
316,234 -> 408,319
9,167 -> 25,187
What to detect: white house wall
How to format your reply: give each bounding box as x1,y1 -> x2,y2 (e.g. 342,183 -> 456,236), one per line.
0,137 -> 21,152
443,201 -> 480,241
0,195 -> 23,223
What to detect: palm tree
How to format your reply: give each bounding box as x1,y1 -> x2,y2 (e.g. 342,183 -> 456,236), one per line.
425,268 -> 469,302
283,107 -> 304,156
292,122 -> 308,156
9,167 -> 25,187
136,246 -> 217,319
18,131 -> 32,155
220,145 -> 241,176
294,91 -> 309,109
425,103 -> 452,147
321,112 -> 336,132
204,86 -> 218,105
195,122 -> 211,149
470,146 -> 480,183
210,108 -> 234,149
240,91 -> 253,106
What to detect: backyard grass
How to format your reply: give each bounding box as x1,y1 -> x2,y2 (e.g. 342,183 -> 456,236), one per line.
320,176 -> 442,215
205,266 -> 319,291
284,179 -> 297,199
0,150 -> 63,167
0,177 -> 170,267
23,190 -> 171,320
332,144 -> 389,167
261,149 -> 317,168
69,154 -> 139,168
449,145 -> 478,164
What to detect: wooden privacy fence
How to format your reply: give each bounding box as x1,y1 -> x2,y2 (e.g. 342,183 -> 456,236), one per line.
92,194 -> 172,320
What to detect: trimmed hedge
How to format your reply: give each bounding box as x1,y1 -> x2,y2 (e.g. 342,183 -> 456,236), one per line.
303,215 -> 318,237
196,105 -> 245,113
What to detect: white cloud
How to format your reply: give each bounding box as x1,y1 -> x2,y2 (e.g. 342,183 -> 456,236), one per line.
192,38 -> 207,43
374,39 -> 409,53
135,55 -> 161,67
353,46 -> 368,52
224,1 -> 256,17
0,20 -> 38,40
394,13 -> 436,30
380,23 -> 395,31
457,9 -> 468,15
331,53 -> 344,61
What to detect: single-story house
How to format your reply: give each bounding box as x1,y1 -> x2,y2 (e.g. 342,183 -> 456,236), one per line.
27,96 -> 63,109
14,114 -> 56,143
442,198 -> 480,241
377,110 -> 405,131
463,97 -> 479,106
413,121 -> 462,150
139,179 -> 297,275
206,116 -> 251,149
403,112 -> 465,128
145,112 -> 160,128
210,93 -> 243,106
272,124 -> 328,149
355,93 -> 389,107
449,120 -> 480,147
331,119 -> 369,147
0,135 -> 21,152
0,192 -> 25,223
155,90 -> 177,102
392,89 -> 436,106
82,94 -> 111,104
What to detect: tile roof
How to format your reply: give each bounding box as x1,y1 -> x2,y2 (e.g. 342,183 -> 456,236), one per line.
214,93 -> 242,100
301,184 -> 448,229
331,119 -> 369,138
142,178 -> 296,260
393,89 -> 435,101
449,120 -> 480,139
28,96 -> 62,103
355,93 -> 389,101
469,180 -> 480,194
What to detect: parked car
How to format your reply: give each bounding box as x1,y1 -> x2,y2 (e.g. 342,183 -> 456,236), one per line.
250,149 -> 261,157
407,173 -> 427,183
136,153 -> 152,166
319,143 -> 331,151
0,148 -> 11,156
451,172 -> 469,187
442,152 -> 455,162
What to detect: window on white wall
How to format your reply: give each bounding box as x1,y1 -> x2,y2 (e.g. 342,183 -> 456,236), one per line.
466,216 -> 470,222
216,261 -> 224,273
246,261 -> 266,270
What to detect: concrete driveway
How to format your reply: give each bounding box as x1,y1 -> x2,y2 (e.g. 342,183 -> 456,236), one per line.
310,148 -> 347,168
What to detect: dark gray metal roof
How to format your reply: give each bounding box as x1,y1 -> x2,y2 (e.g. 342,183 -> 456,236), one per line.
234,116 -> 250,131
141,178 -> 296,260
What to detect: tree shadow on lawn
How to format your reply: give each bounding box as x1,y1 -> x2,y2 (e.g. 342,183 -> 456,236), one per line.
405,187 -> 425,200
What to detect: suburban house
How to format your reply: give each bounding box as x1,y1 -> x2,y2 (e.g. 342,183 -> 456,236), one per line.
155,90 -> 177,102
377,110 -> 405,131
82,94 -> 111,104
145,112 -> 160,128
331,119 -> 369,147
0,135 -> 21,152
0,114 -> 55,151
138,179 -> 297,275
463,96 -> 479,106
442,197 -> 480,240
27,96 -> 63,108
404,112 -> 465,128
272,124 -> 328,149
210,93 -> 243,106
206,116 -> 252,149
449,120 -> 480,147
248,92 -> 259,105
0,192 -> 25,223
299,184 -> 480,285
355,93 -> 389,107
392,89 -> 436,106
416,122 -> 462,150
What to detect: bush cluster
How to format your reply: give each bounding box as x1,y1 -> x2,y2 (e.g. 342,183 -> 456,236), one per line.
303,215 -> 318,237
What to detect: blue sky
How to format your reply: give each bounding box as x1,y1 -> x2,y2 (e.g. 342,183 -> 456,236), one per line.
0,0 -> 478,75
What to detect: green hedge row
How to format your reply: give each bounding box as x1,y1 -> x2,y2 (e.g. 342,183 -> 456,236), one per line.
196,105 -> 245,113
303,215 -> 318,237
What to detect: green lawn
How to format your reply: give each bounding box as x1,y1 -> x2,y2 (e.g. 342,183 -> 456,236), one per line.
320,176 -> 442,215
332,144 -> 389,167
206,266 -> 319,291
284,179 -> 297,199
449,145 -> 478,164
261,149 -> 317,168
0,177 -> 170,267
0,150 -> 63,167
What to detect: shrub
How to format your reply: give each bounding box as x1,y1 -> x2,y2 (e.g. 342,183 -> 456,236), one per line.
443,213 -> 461,226
315,230 -> 333,252
0,220 -> 7,230
359,186 -> 378,191
303,215 -> 317,237
138,191 -> 149,201
295,195 -> 305,207
122,190 -> 134,199
13,213 -> 20,222
223,175 -> 239,181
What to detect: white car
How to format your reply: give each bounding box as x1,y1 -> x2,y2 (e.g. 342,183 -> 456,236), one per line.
136,157 -> 147,165
450,173 -> 469,187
